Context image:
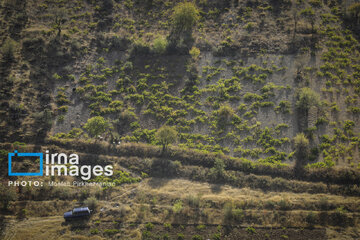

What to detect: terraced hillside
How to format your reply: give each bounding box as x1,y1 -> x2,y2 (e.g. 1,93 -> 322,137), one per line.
1,141 -> 359,239
1,0 -> 360,168
1,0 -> 360,239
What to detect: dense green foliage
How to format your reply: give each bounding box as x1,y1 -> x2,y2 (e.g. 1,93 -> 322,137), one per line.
296,87 -> 321,111
84,116 -> 109,137
155,125 -> 178,151
171,2 -> 199,33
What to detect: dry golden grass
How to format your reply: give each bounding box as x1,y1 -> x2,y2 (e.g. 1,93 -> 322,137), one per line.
3,216 -> 67,240
131,178 -> 360,211
2,178 -> 360,239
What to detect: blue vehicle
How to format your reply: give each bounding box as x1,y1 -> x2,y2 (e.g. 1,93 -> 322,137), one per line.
64,207 -> 91,220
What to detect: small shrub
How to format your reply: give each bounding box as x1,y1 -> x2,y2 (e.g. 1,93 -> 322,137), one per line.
315,117 -> 328,126
223,202 -> 233,221
17,209 -> 27,219
123,61 -> 133,72
275,100 -> 291,114
333,206 -> 348,226
189,46 -> 200,60
244,92 -> 262,102
58,105 -> 68,113
260,101 -> 274,108
309,147 -> 319,162
196,224 -> 205,230
209,158 -> 225,179
152,36 -> 168,54
164,222 -> 172,230
187,194 -> 200,208
244,22 -> 257,31
177,233 -> 185,240
142,230 -> 151,238
294,133 -> 310,168
296,87 -> 320,111
319,197 -> 329,210
343,120 -> 355,131
56,91 -> 70,105
265,200 -> 276,209
131,39 -> 150,55
84,197 -> 98,210
57,115 -> 65,123
212,233 -> 221,240
278,199 -> 290,210
192,235 -> 203,240
103,229 -> 119,235
217,104 -> 234,128
232,208 -> 244,222
68,128 -> 83,138
163,233 -> 170,240
173,200 -> 183,213
306,211 -> 317,226
246,226 -> 256,234
145,222 -> 154,231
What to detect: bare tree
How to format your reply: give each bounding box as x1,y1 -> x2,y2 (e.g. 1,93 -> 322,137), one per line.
52,7 -> 67,36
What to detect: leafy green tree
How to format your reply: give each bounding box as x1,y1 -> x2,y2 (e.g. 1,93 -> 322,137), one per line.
155,125 -> 177,152
84,116 -> 109,138
209,158 -> 225,180
169,2 -> 200,48
171,2 -> 199,33
214,158 -> 225,174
